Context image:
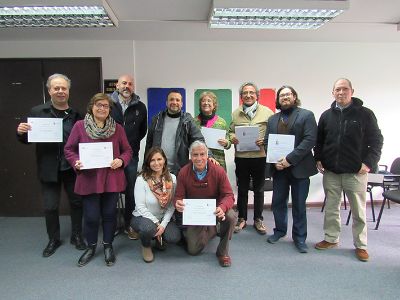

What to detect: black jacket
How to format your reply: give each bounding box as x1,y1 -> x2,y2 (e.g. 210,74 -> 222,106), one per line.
17,101 -> 81,182
145,109 -> 205,175
314,97 -> 383,174
110,91 -> 147,157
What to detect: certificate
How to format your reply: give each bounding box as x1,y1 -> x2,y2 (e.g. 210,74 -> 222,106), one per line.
183,198 -> 216,226
266,134 -> 295,163
201,127 -> 225,150
79,142 -> 113,170
27,118 -> 63,143
235,126 -> 259,152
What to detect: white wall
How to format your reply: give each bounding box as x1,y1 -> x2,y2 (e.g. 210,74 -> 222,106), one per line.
135,41 -> 400,203
2,39 -> 398,204
0,40 -> 135,80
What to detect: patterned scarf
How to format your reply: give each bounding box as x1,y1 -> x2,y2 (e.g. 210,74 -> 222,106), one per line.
198,112 -> 216,126
243,101 -> 258,120
84,113 -> 116,140
147,176 -> 173,208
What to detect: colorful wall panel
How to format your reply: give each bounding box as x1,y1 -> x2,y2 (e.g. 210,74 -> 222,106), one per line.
194,89 -> 232,124
147,88 -> 186,125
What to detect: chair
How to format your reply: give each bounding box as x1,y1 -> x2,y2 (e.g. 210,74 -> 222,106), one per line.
321,191 -> 347,212
345,173 -> 384,225
374,184 -> 400,230
345,158 -> 400,226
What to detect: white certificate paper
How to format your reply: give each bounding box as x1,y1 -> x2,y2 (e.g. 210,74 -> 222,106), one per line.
201,127 -> 225,150
235,126 -> 259,152
27,118 -> 63,143
79,142 -> 113,170
266,134 -> 295,163
183,198 -> 216,226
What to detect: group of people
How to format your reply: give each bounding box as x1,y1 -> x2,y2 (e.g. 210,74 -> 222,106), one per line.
16,73 -> 383,267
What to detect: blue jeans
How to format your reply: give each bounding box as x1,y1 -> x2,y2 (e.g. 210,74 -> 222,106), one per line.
271,169 -> 310,243
123,156 -> 138,227
82,192 -> 118,245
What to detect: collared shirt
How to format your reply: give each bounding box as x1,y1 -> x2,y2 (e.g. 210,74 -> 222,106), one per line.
118,94 -> 131,114
335,101 -> 352,111
193,162 -> 208,180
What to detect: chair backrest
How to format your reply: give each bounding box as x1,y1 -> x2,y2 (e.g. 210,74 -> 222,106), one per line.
390,157 -> 400,174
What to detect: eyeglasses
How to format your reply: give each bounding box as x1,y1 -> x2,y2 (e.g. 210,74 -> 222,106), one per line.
95,103 -> 110,109
242,91 -> 256,96
279,92 -> 293,99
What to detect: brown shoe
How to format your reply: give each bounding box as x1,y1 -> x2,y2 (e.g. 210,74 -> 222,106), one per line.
315,240 -> 338,250
234,218 -> 247,233
355,248 -> 369,262
217,255 -> 231,267
142,246 -> 154,263
127,227 -> 139,240
253,219 -> 267,235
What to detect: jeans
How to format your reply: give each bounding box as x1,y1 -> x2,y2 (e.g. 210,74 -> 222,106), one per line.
131,216 -> 181,247
41,169 -> 83,240
82,192 -> 118,245
271,169 -> 310,243
123,156 -> 138,227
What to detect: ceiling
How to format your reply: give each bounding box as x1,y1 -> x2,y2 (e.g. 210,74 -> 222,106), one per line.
0,0 -> 399,42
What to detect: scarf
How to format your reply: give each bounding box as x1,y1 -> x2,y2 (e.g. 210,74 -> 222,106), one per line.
84,113 -> 116,140
243,101 -> 258,120
198,112 -> 216,126
147,176 -> 173,208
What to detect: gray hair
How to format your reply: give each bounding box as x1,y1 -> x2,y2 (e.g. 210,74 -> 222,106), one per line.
189,140 -> 208,155
239,82 -> 259,98
46,73 -> 71,89
333,78 -> 353,90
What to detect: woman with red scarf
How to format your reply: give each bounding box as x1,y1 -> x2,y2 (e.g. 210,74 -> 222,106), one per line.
131,147 -> 180,263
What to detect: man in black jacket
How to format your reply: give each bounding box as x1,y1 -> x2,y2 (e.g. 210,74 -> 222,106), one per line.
110,74 -> 147,239
314,78 -> 383,262
17,74 -> 86,257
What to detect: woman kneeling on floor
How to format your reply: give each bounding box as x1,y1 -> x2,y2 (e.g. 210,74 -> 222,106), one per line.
131,147 -> 180,262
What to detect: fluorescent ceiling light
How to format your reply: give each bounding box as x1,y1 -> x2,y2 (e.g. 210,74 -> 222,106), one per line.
0,1 -> 118,28
209,0 -> 349,30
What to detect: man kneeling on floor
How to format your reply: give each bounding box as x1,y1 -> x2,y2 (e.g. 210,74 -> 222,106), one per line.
174,141 -> 237,267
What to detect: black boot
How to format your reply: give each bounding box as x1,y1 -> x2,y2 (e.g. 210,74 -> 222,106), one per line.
42,239 -> 61,257
77,244 -> 96,267
103,243 -> 116,266
70,234 -> 87,250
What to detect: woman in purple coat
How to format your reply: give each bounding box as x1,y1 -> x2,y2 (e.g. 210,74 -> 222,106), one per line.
65,93 -> 132,267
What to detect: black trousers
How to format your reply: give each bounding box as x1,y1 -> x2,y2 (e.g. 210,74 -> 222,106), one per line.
40,169 -> 83,240
235,157 -> 266,221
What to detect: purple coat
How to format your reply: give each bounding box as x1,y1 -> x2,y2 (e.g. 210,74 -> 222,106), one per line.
64,120 -> 133,195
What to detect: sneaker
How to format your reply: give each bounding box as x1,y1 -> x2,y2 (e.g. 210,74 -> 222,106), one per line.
217,254 -> 232,267
267,234 -> 284,244
234,218 -> 247,233
295,241 -> 309,253
126,227 -> 139,240
315,240 -> 338,250
253,219 -> 267,235
355,248 -> 369,262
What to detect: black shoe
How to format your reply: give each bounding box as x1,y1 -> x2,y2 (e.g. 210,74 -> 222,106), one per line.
104,244 -> 116,266
42,239 -> 61,257
267,234 -> 284,244
77,245 -> 96,267
70,234 -> 87,250
154,238 -> 167,251
295,241 -> 309,253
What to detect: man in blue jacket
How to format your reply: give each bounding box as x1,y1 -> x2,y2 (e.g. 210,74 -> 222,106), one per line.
110,74 -> 147,239
314,78 -> 383,262
264,85 -> 318,253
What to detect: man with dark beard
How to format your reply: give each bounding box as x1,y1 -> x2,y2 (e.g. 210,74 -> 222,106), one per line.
264,86 -> 318,253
